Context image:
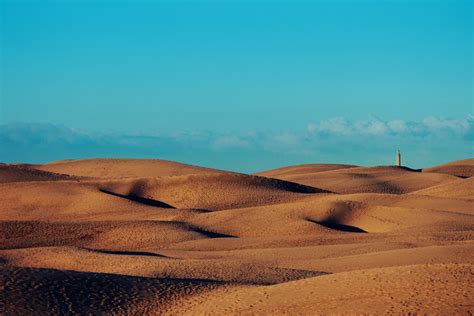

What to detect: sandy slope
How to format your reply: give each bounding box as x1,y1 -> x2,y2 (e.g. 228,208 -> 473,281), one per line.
255,163 -> 356,178
2,267 -> 226,315
0,163 -> 81,183
411,176 -> 474,200
256,165 -> 459,194
0,181 -> 200,221
0,173 -> 323,221
1,158 -> 473,314
32,158 -> 223,178
176,264 -> 473,315
423,158 -> 474,178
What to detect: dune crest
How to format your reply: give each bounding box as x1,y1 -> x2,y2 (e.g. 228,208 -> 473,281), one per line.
256,164 -> 460,194
422,158 -> 474,178
0,163 -> 82,183
32,158 -> 224,178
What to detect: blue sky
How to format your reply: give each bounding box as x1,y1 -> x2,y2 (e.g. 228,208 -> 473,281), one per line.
0,0 -> 472,172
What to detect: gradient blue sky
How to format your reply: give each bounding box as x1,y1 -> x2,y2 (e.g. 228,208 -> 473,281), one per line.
0,0 -> 473,171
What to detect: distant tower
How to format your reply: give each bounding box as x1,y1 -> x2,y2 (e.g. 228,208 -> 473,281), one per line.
396,150 -> 401,167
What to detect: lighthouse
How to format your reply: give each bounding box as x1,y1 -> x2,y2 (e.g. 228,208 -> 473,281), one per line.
396,150 -> 401,167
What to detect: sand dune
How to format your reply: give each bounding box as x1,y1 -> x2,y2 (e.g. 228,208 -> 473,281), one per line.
411,176 -> 474,200
423,158 -> 474,178
2,267 -> 225,315
0,181 -> 201,221
185,192 -> 474,239
1,220 -> 229,250
1,158 -> 472,314
256,165 -> 459,194
176,264 -> 473,315
0,163 -> 81,183
0,246 -> 325,285
32,158 -> 224,178
99,173 -> 326,211
0,173 -> 324,222
255,163 -> 356,178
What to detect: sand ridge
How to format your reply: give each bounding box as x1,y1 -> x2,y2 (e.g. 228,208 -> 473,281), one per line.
1,158 -> 473,314
422,158 -> 474,178
256,164 -> 461,194
32,158 -> 226,178
0,163 -> 83,183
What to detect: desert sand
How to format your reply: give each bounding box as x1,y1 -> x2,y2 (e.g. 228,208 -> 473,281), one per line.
1,158 -> 473,315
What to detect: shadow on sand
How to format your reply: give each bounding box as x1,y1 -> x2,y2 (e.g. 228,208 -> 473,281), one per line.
81,248 -> 172,258
99,189 -> 175,208
307,218 -> 367,233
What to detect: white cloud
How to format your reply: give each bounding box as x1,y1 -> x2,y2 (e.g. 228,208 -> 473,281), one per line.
368,120 -> 387,135
212,135 -> 250,149
273,132 -> 300,147
317,117 -> 351,135
307,115 -> 472,138
306,123 -> 317,133
1,115 -> 471,170
353,118 -> 387,135
388,120 -> 407,132
422,116 -> 471,135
